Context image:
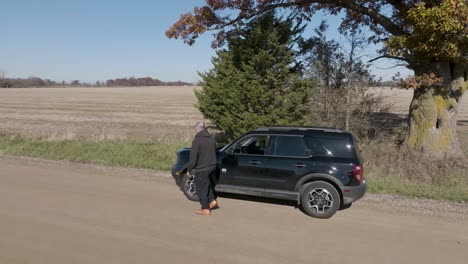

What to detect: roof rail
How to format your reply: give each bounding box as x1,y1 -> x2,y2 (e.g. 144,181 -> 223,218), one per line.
253,126 -> 343,133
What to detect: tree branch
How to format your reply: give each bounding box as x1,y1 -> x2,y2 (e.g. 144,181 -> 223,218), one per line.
385,0 -> 410,15
209,1 -> 407,36
168,0 -> 409,47
336,1 -> 407,36
211,1 -> 307,30
373,63 -> 410,70
368,55 -> 408,63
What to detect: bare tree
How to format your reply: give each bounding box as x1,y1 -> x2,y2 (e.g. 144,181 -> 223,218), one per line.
303,23 -> 392,139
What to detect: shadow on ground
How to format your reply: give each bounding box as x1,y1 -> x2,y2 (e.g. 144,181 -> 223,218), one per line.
218,192 -> 298,208
367,112 -> 407,141
217,192 -> 352,213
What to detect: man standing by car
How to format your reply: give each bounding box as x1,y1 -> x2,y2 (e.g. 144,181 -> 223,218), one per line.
187,121 -> 218,216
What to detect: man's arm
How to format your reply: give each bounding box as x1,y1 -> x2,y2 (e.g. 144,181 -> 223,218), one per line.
186,138 -> 199,173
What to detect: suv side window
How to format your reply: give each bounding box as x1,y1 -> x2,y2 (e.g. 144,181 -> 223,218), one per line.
233,136 -> 269,155
273,136 -> 309,157
305,135 -> 355,158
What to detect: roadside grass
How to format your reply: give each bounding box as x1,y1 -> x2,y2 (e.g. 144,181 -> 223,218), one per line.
363,141 -> 468,202
0,132 -> 466,202
0,133 -> 189,171
459,128 -> 468,156
366,173 -> 468,202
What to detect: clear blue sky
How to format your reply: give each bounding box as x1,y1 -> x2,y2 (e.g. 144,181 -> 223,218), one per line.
1,0 -> 411,83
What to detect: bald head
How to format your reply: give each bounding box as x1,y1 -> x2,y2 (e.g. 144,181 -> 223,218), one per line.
194,121 -> 206,132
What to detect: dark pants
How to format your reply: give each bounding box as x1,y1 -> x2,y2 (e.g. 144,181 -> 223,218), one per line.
194,169 -> 216,209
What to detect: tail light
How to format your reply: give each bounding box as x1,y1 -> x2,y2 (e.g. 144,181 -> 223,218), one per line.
353,165 -> 364,183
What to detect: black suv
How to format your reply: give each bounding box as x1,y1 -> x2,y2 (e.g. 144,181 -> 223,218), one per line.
172,127 -> 366,218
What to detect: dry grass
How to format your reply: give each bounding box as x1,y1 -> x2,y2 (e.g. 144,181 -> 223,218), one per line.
362,142 -> 468,201
0,87 -> 202,142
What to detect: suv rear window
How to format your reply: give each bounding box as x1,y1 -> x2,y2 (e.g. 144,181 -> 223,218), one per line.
305,134 -> 356,159
273,136 -> 308,157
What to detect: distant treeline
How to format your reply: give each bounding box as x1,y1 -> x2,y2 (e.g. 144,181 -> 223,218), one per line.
105,77 -> 193,87
0,77 -> 64,88
0,76 -> 396,88
0,77 -> 194,88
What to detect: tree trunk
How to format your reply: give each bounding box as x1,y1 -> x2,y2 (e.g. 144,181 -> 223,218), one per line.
406,62 -> 467,159
325,88 -> 330,123
345,87 -> 351,131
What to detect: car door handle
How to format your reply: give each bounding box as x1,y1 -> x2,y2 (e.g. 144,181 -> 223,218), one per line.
295,163 -> 306,168
250,160 -> 261,165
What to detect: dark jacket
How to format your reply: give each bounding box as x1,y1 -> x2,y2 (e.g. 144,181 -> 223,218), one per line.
187,129 -> 217,172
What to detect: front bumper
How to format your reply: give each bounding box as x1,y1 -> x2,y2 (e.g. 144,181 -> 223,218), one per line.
341,180 -> 367,205
171,164 -> 185,186
171,165 -> 179,178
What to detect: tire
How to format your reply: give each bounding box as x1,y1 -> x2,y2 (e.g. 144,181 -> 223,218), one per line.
181,173 -> 199,201
300,181 -> 340,219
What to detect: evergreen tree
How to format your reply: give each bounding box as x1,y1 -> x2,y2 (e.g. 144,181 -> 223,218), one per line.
196,13 -> 315,140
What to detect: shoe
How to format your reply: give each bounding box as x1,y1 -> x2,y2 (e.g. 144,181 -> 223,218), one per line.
195,209 -> 211,215
209,200 -> 219,210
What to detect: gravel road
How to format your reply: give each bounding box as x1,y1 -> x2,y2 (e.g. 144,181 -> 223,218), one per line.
1,155 -> 467,264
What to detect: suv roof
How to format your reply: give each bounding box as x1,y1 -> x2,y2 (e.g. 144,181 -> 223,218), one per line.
252,126 -> 343,134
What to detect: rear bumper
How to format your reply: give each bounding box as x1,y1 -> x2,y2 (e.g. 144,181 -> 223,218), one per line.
340,180 -> 367,205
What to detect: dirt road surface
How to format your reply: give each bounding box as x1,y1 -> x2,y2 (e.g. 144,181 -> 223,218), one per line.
1,156 -> 467,264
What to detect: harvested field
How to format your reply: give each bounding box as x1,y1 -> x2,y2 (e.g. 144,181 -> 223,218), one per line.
0,87 -> 202,142
0,86 -> 466,144
370,87 -> 468,122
